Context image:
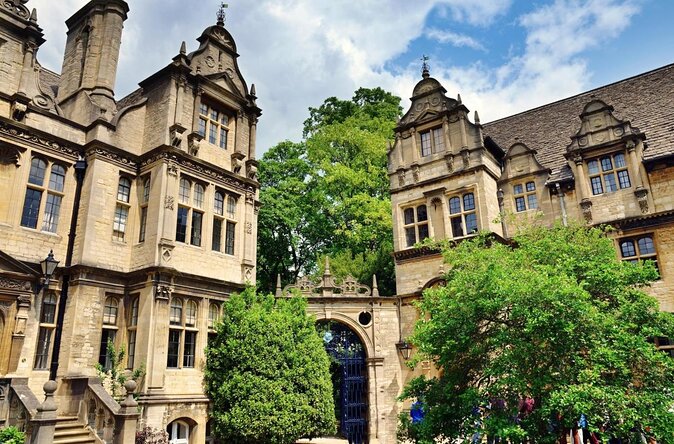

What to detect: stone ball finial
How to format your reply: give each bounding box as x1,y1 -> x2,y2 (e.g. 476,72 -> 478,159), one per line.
124,380 -> 137,394
43,380 -> 57,394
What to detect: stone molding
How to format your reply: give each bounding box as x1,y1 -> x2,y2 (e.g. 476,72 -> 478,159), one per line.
0,119 -> 79,160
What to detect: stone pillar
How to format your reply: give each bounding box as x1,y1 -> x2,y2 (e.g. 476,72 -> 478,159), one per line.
17,42 -> 37,96
30,381 -> 58,444
248,117 -> 257,159
114,381 -> 140,444
572,155 -> 590,200
241,191 -> 256,283
442,116 -> 452,153
410,128 -> 419,163
626,140 -> 644,189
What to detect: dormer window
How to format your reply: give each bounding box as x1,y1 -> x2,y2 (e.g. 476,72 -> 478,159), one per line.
513,181 -> 537,212
198,103 -> 230,149
420,128 -> 444,157
588,153 -> 630,195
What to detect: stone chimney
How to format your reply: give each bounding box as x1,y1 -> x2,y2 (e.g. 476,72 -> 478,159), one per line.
56,0 -> 129,123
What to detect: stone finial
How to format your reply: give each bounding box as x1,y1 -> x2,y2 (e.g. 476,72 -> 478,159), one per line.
30,8 -> 37,22
250,83 -> 257,97
372,275 -> 379,297
275,274 -> 282,297
474,110 -> 480,124
457,93 -> 462,104
120,380 -> 138,408
216,2 -> 228,26
180,41 -> 186,55
421,55 -> 430,79
38,380 -> 58,413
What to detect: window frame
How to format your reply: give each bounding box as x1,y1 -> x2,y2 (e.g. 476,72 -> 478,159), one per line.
34,292 -> 59,370
402,204 -> 429,248
98,296 -> 121,370
447,191 -> 478,239
167,297 -> 200,369
198,102 -> 231,150
127,296 -> 139,369
618,233 -> 660,278
113,175 -> 133,242
21,157 -> 68,233
419,127 -> 445,157
513,181 -> 538,212
138,175 -> 150,243
587,152 -> 631,196
213,190 -> 238,255
176,176 -> 206,247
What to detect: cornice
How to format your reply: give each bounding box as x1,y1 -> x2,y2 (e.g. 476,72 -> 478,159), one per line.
0,117 -> 80,160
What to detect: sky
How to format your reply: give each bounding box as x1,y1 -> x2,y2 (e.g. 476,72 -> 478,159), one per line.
29,0 -> 674,155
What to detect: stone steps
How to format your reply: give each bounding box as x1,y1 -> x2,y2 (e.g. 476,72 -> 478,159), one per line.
53,417 -> 96,444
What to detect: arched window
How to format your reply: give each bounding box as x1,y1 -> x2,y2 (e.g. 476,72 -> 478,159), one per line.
208,303 -> 219,329
619,234 -> 659,276
167,420 -> 189,444
99,296 -> 120,369
214,191 -> 224,216
176,177 -> 203,246
22,158 -> 66,232
167,298 -> 198,369
448,192 -> 478,238
35,293 -> 58,369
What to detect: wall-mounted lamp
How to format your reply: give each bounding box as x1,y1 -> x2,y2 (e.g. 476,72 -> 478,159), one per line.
40,250 -> 59,285
396,340 -> 413,361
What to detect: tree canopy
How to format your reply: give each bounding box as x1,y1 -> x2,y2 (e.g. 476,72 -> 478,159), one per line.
205,288 -> 335,444
399,224 -> 674,443
257,87 -> 401,295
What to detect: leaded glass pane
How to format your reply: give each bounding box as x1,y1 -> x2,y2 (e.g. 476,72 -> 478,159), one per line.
590,177 -> 603,195
49,165 -> 65,192
183,331 -> 196,368
191,211 -> 203,246
176,207 -> 188,243
185,301 -> 197,327
142,177 -> 150,203
515,196 -> 526,212
416,205 -> 427,222
450,216 -> 463,238
527,194 -> 538,210
601,157 -> 613,172
449,197 -> 461,214
404,208 -> 415,225
194,184 -> 205,208
526,181 -> 536,192
604,173 -> 617,192
227,196 -> 237,217
463,193 -> 475,211
433,128 -> 444,152
170,299 -> 182,325
614,153 -> 626,168
179,178 -> 190,203
638,237 -> 655,255
212,218 -> 222,251
620,240 -> 636,258
117,177 -> 131,203
214,192 -> 224,215
405,227 -> 416,247
420,132 -> 431,157
418,223 -> 429,241
465,213 -> 478,234
513,184 -> 523,195
617,170 -> 631,189
42,194 -> 62,232
41,294 -> 57,323
167,330 -> 180,368
225,221 -> 235,255
29,158 -> 47,186
103,298 -> 118,325
588,160 -> 599,175
21,189 -> 42,228
220,128 -> 228,149
209,124 -> 217,144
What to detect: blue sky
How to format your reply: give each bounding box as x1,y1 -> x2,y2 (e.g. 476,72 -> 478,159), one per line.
30,0 -> 674,154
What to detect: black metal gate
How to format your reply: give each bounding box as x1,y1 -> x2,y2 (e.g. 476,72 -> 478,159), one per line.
321,322 -> 368,444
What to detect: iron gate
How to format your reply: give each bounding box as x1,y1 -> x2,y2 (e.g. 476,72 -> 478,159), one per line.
321,322 -> 368,444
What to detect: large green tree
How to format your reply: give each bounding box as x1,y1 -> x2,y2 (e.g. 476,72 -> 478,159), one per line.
257,87 -> 401,295
205,288 -> 335,444
399,224 -> 674,443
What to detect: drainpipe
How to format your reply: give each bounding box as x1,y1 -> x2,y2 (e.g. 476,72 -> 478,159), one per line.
497,188 -> 507,239
556,183 -> 568,227
49,155 -> 87,381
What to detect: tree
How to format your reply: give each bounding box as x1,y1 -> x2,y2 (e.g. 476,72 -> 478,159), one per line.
204,288 -> 335,444
399,224 -> 674,443
257,88 -> 401,295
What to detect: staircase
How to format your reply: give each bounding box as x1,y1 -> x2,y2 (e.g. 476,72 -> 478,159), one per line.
53,417 -> 97,444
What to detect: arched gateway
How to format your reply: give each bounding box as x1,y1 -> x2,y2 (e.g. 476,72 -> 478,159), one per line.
318,320 -> 368,443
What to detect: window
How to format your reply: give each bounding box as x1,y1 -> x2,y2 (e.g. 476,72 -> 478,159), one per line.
208,303 -> 220,329
513,181 -> 538,212
653,337 -> 674,358
588,153 -> 631,195
34,293 -> 58,369
167,420 -> 189,444
619,234 -> 659,276
167,298 -> 199,369
113,177 -> 132,241
213,191 -> 238,255
176,177 -> 204,246
139,176 -> 150,243
99,297 -> 119,369
127,297 -> 139,369
403,205 -> 429,247
448,192 -> 478,238
21,158 -> 67,233
420,128 -> 444,157
198,102 -> 230,149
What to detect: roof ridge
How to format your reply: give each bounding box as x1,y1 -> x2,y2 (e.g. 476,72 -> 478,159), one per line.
483,62 -> 674,127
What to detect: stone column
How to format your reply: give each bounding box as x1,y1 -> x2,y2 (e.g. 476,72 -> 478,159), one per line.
572,154 -> 590,200
241,191 -> 256,283
409,129 -> 419,163
442,116 -> 452,153
626,140 -> 644,189
30,381 -> 58,444
18,42 -> 37,96
248,116 -> 257,159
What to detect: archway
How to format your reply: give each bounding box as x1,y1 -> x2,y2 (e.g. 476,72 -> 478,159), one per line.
167,419 -> 190,444
317,320 -> 368,444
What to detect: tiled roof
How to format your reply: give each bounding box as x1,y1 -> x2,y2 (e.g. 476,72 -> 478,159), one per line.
482,63 -> 674,183
116,87 -> 144,111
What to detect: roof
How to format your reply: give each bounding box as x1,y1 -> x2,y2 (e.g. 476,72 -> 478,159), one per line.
482,63 -> 674,183
116,88 -> 144,110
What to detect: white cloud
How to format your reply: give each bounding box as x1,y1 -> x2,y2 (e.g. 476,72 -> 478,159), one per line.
425,28 -> 486,51
28,0 -> 640,154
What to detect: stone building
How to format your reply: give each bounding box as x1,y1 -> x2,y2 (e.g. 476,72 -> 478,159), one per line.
1,0 -> 674,443
0,0 -> 260,442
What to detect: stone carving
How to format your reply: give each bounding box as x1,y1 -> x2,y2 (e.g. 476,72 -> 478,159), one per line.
87,147 -> 137,169
0,300 -> 11,316
580,198 -> 593,223
0,277 -> 32,291
245,191 -> 255,205
164,196 -> 174,210
282,261 -> 372,298
11,101 -> 27,121
445,153 -> 454,172
187,133 -> 202,156
0,121 -> 80,160
412,164 -> 420,183
3,0 -> 30,19
0,144 -> 21,166
154,284 -> 173,301
169,126 -> 185,148
635,187 -> 649,213
245,222 -> 252,235
461,149 -> 470,169
167,160 -> 178,177
247,164 -> 258,181
397,169 -> 405,187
